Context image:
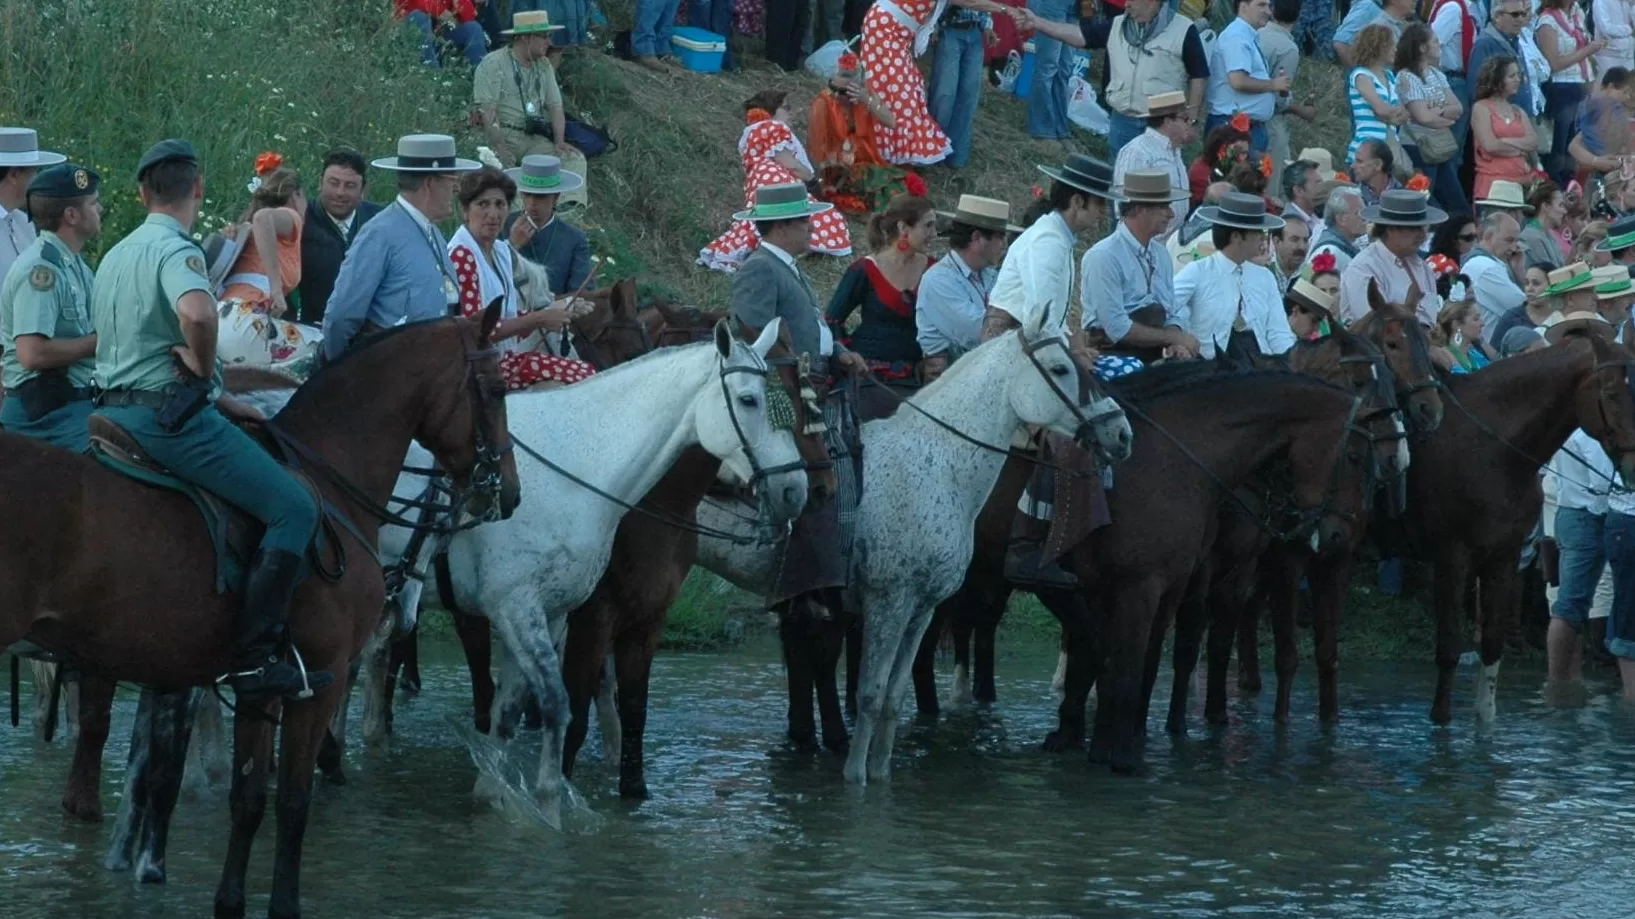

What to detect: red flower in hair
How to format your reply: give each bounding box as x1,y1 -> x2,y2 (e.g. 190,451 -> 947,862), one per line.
1406,173 -> 1431,192
1030,184 -> 1044,198
1332,171 -> 1351,183
1311,252 -> 1337,274
1229,112 -> 1251,133
254,151 -> 283,176
746,107 -> 772,124
1426,252 -> 1458,276
904,172 -> 928,198
837,52 -> 859,72
1259,154 -> 1273,178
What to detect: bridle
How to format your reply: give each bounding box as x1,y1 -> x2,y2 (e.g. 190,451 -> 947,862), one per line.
1336,349 -> 1407,486
1019,331 -> 1128,451
717,348 -> 810,487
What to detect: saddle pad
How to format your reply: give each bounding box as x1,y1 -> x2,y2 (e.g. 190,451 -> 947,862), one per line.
1041,432 -> 1110,567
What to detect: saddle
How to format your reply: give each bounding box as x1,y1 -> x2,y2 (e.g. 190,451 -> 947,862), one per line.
1086,304 -> 1170,365
87,415 -> 325,594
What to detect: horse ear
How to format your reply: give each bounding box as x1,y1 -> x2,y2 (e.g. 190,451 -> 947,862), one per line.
1028,303 -> 1049,340
480,297 -> 504,345
653,298 -> 686,326
1405,280 -> 1422,313
1366,278 -> 1385,317
714,318 -> 733,359
751,317 -> 782,358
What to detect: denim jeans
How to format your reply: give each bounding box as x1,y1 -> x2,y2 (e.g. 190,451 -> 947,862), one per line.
1205,113 -> 1268,154
1544,82 -> 1588,188
1026,0 -> 1077,140
1105,110 -> 1146,162
687,0 -> 737,69
1554,506 -> 1607,629
1295,0 -> 1335,61
1602,511 -> 1635,659
1405,144 -> 1470,217
632,0 -> 681,57
1447,74 -> 1471,176
406,11 -> 487,67
929,26 -> 985,168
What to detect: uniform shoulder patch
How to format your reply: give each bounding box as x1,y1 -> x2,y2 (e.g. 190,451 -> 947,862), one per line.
185,255 -> 206,275
29,265 -> 55,292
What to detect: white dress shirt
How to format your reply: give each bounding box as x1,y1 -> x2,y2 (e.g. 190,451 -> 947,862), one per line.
1463,251 -> 1527,327
1174,252 -> 1297,359
0,204 -> 37,288
1592,0 -> 1635,74
990,210 -> 1077,337
1550,428 -> 1614,515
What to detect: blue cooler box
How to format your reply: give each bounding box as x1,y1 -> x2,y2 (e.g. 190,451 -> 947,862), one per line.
671,26 -> 726,73
1014,44 -> 1092,98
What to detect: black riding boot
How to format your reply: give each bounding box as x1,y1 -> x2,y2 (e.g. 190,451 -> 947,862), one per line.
1004,513 -> 1078,589
226,549 -> 335,700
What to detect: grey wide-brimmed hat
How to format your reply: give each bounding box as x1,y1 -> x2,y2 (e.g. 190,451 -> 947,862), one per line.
371,134 -> 481,173
1037,153 -> 1124,203
0,128 -> 66,169
937,194 -> 1022,234
506,154 -> 584,196
732,182 -> 833,222
1362,189 -> 1448,227
1116,170 -> 1188,205
1195,192 -> 1285,231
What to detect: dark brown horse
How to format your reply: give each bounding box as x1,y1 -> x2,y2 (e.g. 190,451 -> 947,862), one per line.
0,311 -> 517,919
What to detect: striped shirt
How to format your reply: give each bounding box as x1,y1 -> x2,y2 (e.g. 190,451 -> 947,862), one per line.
1347,67 -> 1398,163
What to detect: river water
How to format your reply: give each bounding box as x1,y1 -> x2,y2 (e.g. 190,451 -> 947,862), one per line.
3,638 -> 1634,918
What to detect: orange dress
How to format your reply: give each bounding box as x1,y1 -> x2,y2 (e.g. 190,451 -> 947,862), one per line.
861,0 -> 952,165
221,207 -> 303,302
698,116 -> 853,273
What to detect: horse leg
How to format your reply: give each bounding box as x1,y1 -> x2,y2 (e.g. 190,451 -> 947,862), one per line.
814,600 -> 852,753
358,621 -> 395,747
778,606 -> 819,753
844,593 -> 912,785
1307,553 -> 1351,724
594,652 -> 622,766
866,605 -> 938,782
1093,579 -> 1162,774
62,674 -> 115,822
397,627 -> 422,696
949,606 -> 974,705
1167,587 -> 1208,736
491,611 -> 572,827
211,699 -> 277,919
1044,608 -> 1096,752
1430,547 -> 1472,724
453,611 -> 496,734
912,604 -> 944,718
973,613 -> 999,704
613,633 -> 658,799
1263,549 -> 1301,724
844,615 -> 861,720
133,689 -> 196,885
1236,594 -> 1263,693
184,690 -> 232,798
266,689 -> 343,919
1475,556 -> 1520,723
106,688 -> 158,873
1204,582 -> 1243,726
559,602 -> 613,784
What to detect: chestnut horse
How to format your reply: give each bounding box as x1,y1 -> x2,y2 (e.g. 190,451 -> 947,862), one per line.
0,311 -> 518,919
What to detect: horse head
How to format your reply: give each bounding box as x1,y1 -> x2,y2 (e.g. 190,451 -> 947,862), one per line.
1319,327 -> 1410,516
698,318 -> 809,523
418,299 -> 521,521
1012,312 -> 1132,465
571,279 -> 651,369
1571,332 -> 1635,484
1353,278 -> 1444,432
763,324 -> 839,506
1286,377 -> 1375,557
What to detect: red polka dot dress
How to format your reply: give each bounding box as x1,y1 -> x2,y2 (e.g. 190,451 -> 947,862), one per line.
861,0 -> 953,166
451,243 -> 596,390
699,115 -> 853,273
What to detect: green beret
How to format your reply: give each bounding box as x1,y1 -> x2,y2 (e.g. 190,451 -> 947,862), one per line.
26,163 -> 100,199
135,138 -> 198,180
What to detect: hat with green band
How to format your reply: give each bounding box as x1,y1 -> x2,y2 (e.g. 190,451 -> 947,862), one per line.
1595,214 -> 1635,253
732,182 -> 833,222
502,10 -> 565,35
1543,260 -> 1598,296
1594,263 -> 1634,299
506,154 -> 584,195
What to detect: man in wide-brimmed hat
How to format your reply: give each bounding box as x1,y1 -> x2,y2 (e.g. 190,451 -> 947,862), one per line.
323,134 -> 481,360
1473,179 -> 1535,219
474,11 -> 588,210
1541,264 -> 1612,345
1597,213 -> 1635,279
0,127 -> 67,282
90,139 -> 329,701
985,153 -> 1123,347
1174,191 -> 1298,359
1082,170 -> 1199,366
1113,92 -> 1196,235
1338,189 -> 1447,326
503,154 -> 591,301
1593,262 -> 1635,334
917,195 -> 1020,380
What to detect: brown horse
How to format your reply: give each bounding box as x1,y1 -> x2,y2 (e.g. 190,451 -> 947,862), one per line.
0,311 -> 517,919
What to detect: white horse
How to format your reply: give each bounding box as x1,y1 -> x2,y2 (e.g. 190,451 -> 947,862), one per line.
369,319 -> 807,825
694,322 -> 1132,785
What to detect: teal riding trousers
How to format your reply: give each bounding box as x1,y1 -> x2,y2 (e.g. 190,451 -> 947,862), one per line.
0,398 -> 93,452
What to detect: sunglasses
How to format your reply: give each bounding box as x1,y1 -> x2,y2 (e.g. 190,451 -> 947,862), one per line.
1499,10 -> 1528,17
1458,232 -> 1479,242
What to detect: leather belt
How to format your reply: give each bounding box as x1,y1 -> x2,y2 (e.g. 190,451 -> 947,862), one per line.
97,389 -> 168,410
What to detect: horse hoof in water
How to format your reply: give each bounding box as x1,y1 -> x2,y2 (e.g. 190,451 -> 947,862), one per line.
1164,715 -> 1188,736
1041,730 -> 1082,753
135,852 -> 166,885
788,735 -> 822,756
1238,672 -> 1262,694
823,736 -> 850,756
316,734 -> 347,786
60,793 -> 103,823
618,777 -> 650,800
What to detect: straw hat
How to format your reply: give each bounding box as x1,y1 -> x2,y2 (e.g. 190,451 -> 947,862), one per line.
1194,192 -> 1286,231
1361,189 -> 1448,227
1543,261 -> 1599,297
1473,180 -> 1534,213
372,134 -> 480,173
1544,310 -> 1616,345
1145,91 -> 1187,118
1285,278 -> 1336,321
1594,263 -> 1634,300
1167,231 -> 1215,266
502,10 -> 564,35
732,182 -> 833,222
1290,147 -> 1338,181
505,154 -> 584,195
1037,154 -> 1124,202
1116,170 -> 1188,205
937,194 -> 1022,234
0,128 -> 65,169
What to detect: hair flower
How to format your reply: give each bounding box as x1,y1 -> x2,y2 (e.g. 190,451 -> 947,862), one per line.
837,52 -> 860,73
1311,252 -> 1337,274
1259,153 -> 1273,178
1229,112 -> 1251,133
1406,173 -> 1431,192
746,107 -> 772,124
254,151 -> 283,176
1030,184 -> 1044,199
904,172 -> 928,198
1426,252 -> 1458,277
1332,171 -> 1350,183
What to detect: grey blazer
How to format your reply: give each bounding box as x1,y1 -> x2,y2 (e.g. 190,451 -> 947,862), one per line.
730,246 -> 845,362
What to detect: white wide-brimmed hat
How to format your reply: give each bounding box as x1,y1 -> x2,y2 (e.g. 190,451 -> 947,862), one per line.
0,128 -> 66,168
1474,180 -> 1534,213
372,134 -> 481,173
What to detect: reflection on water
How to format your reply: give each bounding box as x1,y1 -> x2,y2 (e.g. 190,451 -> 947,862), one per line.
4,639 -> 1635,918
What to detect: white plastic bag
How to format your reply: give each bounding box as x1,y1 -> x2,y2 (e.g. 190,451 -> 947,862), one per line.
805,40 -> 850,80
1066,76 -> 1110,136
996,49 -> 1022,95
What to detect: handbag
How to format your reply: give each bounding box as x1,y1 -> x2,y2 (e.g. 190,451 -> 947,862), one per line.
1408,123 -> 1461,165
1384,129 -> 1416,181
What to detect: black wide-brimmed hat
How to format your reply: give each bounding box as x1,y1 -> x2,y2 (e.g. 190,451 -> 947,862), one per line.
1037,154 -> 1124,203
1362,189 -> 1448,227
1195,192 -> 1285,231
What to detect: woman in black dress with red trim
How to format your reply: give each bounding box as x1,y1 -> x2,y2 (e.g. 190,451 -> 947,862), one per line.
825,192 -> 938,382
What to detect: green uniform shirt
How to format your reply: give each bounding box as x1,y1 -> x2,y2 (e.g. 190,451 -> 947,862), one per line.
473,46 -> 564,132
91,213 -> 214,393
0,231 -> 96,390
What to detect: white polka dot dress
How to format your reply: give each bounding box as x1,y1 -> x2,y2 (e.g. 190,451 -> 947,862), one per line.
861,0 -> 954,166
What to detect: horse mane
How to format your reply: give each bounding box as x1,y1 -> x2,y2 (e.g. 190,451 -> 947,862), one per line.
297,317 -> 464,390
1108,361 -> 1347,403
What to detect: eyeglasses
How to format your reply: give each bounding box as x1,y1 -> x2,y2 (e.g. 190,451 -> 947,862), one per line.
1499,10 -> 1528,17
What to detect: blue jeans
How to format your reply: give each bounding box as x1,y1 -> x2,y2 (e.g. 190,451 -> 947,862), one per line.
1554,506 -> 1606,629
632,0 -> 681,57
1105,110 -> 1146,161
1205,113 -> 1268,154
1405,144 -> 1470,217
1602,512 -> 1635,659
686,0 -> 737,68
1377,556 -> 1403,596
405,11 -> 486,67
1026,0 -> 1077,140
929,26 -> 985,167
1448,74 -> 1471,177
1295,0 -> 1335,60
95,405 -> 319,556
1544,82 -> 1588,188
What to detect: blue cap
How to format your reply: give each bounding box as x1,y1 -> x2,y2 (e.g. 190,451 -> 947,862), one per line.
26,163 -> 99,199
135,138 -> 198,181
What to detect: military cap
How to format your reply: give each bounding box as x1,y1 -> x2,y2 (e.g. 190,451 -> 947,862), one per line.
135,138 -> 198,180
26,163 -> 100,199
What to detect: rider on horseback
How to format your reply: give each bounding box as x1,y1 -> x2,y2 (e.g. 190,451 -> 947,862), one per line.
89,139 -> 330,701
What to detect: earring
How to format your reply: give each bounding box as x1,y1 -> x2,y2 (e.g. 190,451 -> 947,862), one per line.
895,236 -> 912,252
